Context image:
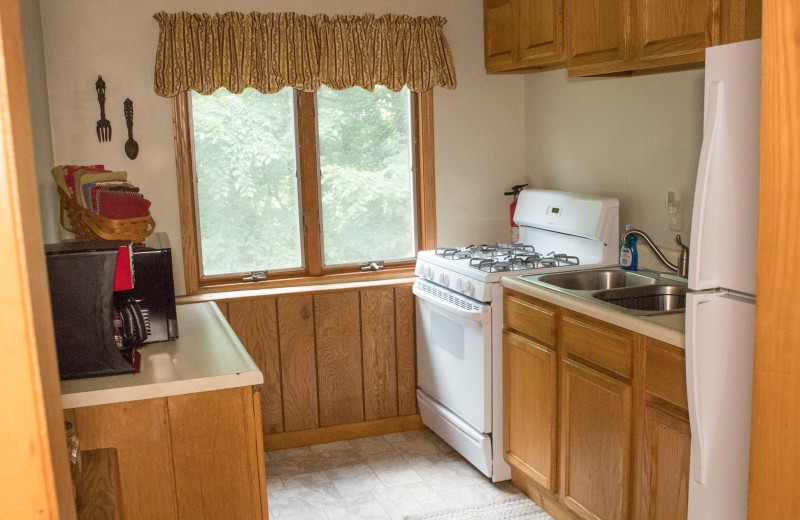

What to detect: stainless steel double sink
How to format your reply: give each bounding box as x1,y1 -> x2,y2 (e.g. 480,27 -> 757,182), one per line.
518,268 -> 687,316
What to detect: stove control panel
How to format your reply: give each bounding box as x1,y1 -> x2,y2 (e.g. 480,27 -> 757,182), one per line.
414,260 -> 489,302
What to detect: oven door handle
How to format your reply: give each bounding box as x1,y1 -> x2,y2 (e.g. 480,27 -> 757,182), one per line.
412,285 -> 488,322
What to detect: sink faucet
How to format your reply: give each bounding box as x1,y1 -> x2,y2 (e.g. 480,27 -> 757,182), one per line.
621,229 -> 689,278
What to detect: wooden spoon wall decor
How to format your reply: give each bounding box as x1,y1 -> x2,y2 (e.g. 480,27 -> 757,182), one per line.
123,98 -> 139,159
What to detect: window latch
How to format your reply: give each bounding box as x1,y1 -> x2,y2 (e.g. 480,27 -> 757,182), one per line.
360,261 -> 384,272
243,270 -> 268,282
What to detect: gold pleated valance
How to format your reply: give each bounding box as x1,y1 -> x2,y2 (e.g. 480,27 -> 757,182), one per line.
152,11 -> 457,96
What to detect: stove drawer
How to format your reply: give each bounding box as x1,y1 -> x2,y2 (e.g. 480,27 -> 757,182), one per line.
503,291 -> 557,347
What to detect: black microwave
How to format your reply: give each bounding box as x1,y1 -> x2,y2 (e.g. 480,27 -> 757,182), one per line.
45,232 -> 178,380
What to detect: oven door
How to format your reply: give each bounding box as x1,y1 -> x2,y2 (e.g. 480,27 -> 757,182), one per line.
413,279 -> 492,433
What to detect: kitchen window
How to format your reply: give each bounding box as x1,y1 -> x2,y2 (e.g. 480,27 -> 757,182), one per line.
172,88 -> 436,293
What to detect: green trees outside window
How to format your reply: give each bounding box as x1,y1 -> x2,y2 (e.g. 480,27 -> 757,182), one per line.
191,86 -> 415,277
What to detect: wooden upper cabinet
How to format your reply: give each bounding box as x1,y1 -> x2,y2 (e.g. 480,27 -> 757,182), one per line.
515,0 -> 566,68
484,0 -> 516,72
562,0 -> 761,76
565,0 -> 629,74
484,0 -> 566,73
633,0 -> 718,68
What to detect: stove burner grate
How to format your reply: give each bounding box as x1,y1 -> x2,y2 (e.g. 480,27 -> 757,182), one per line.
433,243 -> 580,272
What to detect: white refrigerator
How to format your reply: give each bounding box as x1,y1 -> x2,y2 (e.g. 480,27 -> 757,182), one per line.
686,38 -> 761,519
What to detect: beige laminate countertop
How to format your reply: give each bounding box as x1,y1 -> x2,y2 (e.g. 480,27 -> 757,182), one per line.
61,302 -> 263,409
502,275 -> 685,348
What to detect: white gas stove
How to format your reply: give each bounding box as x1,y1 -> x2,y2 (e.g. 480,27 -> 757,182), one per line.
413,189 -> 619,481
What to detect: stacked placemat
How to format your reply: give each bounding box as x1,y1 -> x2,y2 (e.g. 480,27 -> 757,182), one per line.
53,164 -> 154,242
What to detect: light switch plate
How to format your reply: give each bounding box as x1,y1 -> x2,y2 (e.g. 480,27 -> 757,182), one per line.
669,201 -> 683,231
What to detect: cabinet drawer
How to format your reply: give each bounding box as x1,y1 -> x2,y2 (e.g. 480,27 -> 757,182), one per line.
560,312 -> 633,379
503,292 -> 557,347
645,338 -> 688,410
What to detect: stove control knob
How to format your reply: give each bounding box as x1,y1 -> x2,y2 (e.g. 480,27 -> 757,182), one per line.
424,267 -> 434,280
463,281 -> 474,297
438,273 -> 450,287
455,279 -> 463,292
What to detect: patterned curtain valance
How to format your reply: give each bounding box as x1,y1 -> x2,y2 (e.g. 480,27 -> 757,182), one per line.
153,11 -> 457,97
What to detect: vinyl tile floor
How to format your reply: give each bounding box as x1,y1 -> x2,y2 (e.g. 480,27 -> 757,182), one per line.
265,428 -> 532,520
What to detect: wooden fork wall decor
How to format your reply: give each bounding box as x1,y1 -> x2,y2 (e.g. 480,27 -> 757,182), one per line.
95,75 -> 111,142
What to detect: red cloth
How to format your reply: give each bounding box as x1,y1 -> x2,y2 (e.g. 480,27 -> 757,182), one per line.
114,245 -> 134,291
96,191 -> 151,219
60,165 -> 108,199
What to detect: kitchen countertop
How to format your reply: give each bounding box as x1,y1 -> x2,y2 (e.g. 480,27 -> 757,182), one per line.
502,275 -> 685,348
61,302 -> 263,409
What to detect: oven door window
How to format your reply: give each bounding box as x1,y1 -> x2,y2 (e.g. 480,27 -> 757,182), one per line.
415,292 -> 491,433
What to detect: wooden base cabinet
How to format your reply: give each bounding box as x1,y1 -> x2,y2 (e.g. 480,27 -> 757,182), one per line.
636,338 -> 691,520
502,289 -> 690,520
503,330 -> 558,492
637,403 -> 691,520
560,358 -> 632,520
65,387 -> 268,520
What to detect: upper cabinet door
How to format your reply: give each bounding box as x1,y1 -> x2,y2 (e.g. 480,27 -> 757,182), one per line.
515,0 -> 566,68
484,0 -> 516,72
565,0 -> 629,72
634,0 -> 719,66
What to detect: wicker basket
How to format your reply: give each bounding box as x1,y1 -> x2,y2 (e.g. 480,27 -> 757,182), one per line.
58,188 -> 155,243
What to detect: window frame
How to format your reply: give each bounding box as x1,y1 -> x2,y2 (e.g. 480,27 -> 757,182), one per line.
172,88 -> 436,295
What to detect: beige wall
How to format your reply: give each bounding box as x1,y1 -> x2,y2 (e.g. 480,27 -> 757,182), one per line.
36,0 -> 525,294
20,0 -> 57,243
524,68 -> 704,260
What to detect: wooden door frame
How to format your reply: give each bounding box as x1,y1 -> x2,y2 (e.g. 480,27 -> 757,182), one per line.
748,1 -> 800,517
0,0 -> 76,517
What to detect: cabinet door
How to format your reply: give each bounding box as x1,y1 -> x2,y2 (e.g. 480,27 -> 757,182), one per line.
561,358 -> 632,520
503,331 -> 558,492
566,0 -> 629,71
72,399 -> 179,520
637,403 -> 690,520
484,0 -> 516,72
168,387 -> 268,520
515,0 -> 566,68
634,0 -> 717,67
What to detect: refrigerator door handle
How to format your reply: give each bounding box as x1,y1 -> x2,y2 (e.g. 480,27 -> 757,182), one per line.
686,292 -> 715,485
689,81 -> 724,290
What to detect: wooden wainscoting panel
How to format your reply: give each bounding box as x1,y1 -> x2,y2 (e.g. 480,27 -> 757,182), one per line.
215,300 -> 230,322
395,285 -> 418,416
227,298 -> 284,434
314,291 -> 365,426
167,387 -> 261,520
72,399 -> 178,520
277,294 -> 319,432
264,414 -> 425,451
361,288 -> 399,421
211,281 -> 417,444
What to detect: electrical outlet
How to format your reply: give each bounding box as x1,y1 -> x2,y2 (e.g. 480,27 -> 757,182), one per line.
669,201 -> 683,232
